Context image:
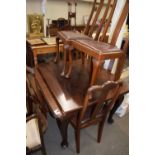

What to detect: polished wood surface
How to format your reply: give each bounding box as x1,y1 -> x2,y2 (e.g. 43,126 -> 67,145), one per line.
36,59 -> 128,115
34,59 -> 128,148
33,59 -> 128,148
35,69 -> 63,119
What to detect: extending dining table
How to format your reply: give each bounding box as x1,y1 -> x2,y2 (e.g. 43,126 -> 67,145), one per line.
33,59 -> 129,148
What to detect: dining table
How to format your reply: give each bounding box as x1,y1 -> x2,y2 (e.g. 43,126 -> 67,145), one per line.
34,59 -> 129,148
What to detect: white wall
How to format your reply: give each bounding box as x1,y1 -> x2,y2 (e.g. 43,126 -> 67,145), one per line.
26,0 -> 93,33
26,0 -> 42,14
103,0 -> 128,72
26,0 -> 127,40
46,0 -> 92,25
26,0 -> 92,25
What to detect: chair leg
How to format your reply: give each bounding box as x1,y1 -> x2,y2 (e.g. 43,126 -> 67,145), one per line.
54,37 -> 60,63
75,129 -> 80,153
97,118 -> 106,143
41,146 -> 47,155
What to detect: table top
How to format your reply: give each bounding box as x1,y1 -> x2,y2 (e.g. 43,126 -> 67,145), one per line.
26,37 -> 63,51
35,60 -> 129,119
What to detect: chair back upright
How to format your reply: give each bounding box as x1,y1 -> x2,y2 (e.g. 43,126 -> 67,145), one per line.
101,0 -> 129,74
26,67 -> 48,132
26,104 -> 47,155
94,0 -> 118,41
84,0 -> 118,41
84,0 -> 104,35
77,81 -> 122,127
108,0 -> 129,46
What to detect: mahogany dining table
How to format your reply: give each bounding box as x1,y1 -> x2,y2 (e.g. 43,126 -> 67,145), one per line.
34,59 -> 129,148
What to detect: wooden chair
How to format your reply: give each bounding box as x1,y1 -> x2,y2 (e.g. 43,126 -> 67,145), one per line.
70,80 -> 122,153
26,67 -> 48,155
26,104 -> 47,155
55,0 -> 117,62
26,66 -> 48,132
65,0 -> 129,83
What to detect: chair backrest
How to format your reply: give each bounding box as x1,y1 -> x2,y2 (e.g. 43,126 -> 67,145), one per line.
94,0 -> 118,41
77,81 -> 122,125
100,0 -> 129,44
26,68 -> 48,132
84,0 -> 117,41
109,0 -> 129,46
83,0 -> 104,35
26,105 -> 46,155
26,113 -> 41,149
102,0 -> 129,73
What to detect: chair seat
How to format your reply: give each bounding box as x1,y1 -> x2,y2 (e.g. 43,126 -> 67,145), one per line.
57,30 -> 92,41
26,118 -> 41,148
71,39 -> 120,54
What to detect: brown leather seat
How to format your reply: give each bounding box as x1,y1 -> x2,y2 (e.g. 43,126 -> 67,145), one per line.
71,39 -> 119,54
57,30 -> 91,42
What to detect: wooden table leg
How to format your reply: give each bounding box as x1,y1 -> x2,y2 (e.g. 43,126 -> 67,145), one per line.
81,52 -> 85,65
54,36 -> 60,63
65,46 -> 73,78
90,58 -> 103,86
61,44 -> 69,77
107,94 -> 125,124
56,119 -> 69,148
33,49 -> 38,67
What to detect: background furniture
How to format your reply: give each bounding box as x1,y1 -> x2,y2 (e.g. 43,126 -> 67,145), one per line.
46,18 -> 69,37
67,0 -> 78,28
26,38 -> 63,67
46,22 -> 85,37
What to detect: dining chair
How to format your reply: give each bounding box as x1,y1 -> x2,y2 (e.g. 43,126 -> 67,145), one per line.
70,80 -> 122,153
26,104 -> 47,155
65,0 -> 128,83
55,0 -> 117,63
26,66 -> 48,132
